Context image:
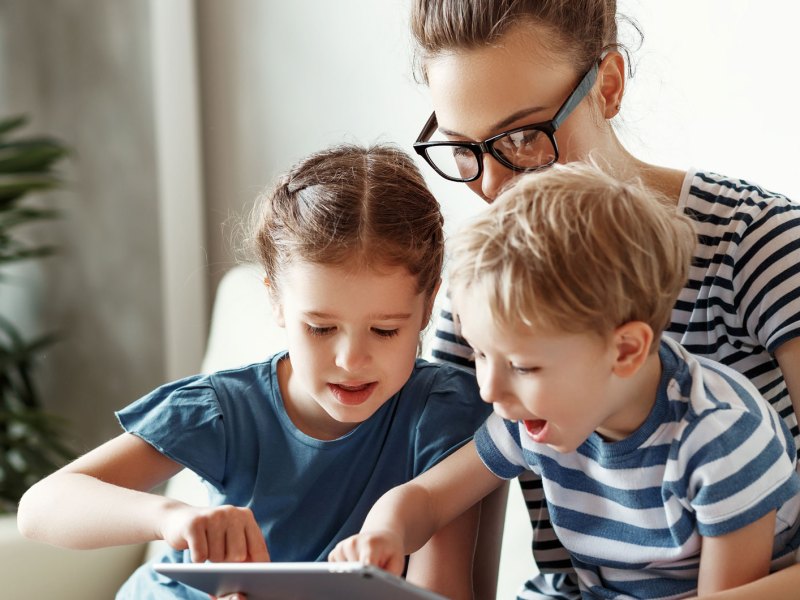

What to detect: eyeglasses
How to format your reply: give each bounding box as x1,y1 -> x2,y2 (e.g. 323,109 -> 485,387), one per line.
413,62 -> 599,182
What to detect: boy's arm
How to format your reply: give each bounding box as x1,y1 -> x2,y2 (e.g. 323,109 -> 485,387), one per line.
697,509 -> 776,595
330,440 -> 504,575
405,502 -> 481,600
687,563 -> 800,600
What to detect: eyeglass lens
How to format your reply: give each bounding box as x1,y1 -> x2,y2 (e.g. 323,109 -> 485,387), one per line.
423,128 -> 556,181
493,129 -> 556,169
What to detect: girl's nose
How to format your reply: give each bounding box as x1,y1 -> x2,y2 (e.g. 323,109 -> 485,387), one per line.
335,337 -> 370,372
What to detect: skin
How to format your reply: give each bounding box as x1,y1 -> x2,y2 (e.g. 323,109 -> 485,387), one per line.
423,21 -> 800,596
331,289 -> 780,594
17,261 -> 479,600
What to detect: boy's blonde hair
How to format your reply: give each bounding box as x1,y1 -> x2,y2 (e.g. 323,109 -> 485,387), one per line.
448,163 -> 696,341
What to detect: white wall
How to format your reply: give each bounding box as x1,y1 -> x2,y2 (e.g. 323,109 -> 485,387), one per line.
618,0 -> 800,200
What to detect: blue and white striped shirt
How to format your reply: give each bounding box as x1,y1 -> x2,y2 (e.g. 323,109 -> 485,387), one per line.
475,337 -> 800,599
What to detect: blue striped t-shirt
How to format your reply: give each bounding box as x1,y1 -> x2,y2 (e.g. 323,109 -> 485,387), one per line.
475,337 -> 800,599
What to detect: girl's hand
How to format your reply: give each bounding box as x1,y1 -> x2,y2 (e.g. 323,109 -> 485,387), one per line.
328,531 -> 405,576
159,503 -> 270,563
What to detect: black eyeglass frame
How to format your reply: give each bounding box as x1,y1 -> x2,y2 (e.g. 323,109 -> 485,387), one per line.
413,61 -> 600,182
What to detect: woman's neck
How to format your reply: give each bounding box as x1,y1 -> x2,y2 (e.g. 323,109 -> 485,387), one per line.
591,133 -> 686,205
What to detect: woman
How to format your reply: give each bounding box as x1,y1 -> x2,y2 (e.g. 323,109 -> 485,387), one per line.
409,1 -> 800,598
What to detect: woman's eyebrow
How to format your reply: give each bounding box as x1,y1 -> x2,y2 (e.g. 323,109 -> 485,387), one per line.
439,105 -> 549,138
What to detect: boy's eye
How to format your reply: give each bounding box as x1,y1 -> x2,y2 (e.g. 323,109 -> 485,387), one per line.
306,325 -> 335,336
511,365 -> 539,374
372,328 -> 399,338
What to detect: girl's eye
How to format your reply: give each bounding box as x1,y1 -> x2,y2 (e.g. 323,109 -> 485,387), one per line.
372,328 -> 399,338
306,325 -> 335,336
511,365 -> 539,374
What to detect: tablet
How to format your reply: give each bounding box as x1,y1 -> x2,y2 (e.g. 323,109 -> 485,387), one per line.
153,561 -> 448,600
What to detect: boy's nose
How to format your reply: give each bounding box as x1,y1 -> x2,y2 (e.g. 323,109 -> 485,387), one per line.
477,364 -> 506,405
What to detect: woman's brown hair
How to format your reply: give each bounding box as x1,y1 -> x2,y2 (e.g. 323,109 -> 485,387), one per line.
411,0 -> 633,81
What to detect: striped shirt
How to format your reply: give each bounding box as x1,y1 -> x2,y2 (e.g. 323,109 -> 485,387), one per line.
431,169 -> 800,599
475,337 -> 800,599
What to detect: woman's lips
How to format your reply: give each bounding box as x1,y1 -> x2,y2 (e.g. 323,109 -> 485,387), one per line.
328,382 -> 377,406
523,419 -> 548,442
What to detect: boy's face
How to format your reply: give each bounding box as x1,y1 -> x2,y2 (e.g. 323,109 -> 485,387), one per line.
271,261 -> 429,440
456,292 -> 634,453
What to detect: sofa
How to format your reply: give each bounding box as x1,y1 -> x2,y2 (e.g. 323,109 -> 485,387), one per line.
0,264 -> 535,598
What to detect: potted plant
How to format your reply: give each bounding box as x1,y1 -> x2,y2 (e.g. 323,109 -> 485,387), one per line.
0,115 -> 73,512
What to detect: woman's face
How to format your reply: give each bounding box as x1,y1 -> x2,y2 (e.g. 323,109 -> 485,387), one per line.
424,24 -> 613,202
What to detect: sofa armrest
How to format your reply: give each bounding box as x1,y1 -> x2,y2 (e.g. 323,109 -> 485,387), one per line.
0,514 -> 146,600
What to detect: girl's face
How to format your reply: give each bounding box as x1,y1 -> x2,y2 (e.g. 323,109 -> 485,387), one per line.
424,24 -> 616,202
272,260 -> 432,440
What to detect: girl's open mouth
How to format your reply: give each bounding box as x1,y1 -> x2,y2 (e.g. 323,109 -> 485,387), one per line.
328,381 -> 377,406
523,419 -> 548,442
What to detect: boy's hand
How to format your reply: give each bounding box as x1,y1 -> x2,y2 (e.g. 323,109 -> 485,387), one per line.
328,531 -> 405,576
159,503 -> 270,563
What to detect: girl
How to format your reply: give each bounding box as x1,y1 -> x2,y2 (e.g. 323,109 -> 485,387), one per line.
409,1 -> 800,598
17,144 -> 490,599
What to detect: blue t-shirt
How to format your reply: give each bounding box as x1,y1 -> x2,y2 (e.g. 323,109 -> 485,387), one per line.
476,337 -> 800,599
116,352 -> 489,599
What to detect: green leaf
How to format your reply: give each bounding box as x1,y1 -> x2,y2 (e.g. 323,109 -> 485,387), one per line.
0,116 -> 28,138
0,174 -> 61,205
0,140 -> 69,174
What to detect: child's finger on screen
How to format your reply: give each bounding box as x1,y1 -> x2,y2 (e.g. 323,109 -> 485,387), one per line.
245,519 -> 270,562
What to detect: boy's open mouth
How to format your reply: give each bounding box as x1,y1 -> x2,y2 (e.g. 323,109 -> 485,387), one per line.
523,419 -> 548,442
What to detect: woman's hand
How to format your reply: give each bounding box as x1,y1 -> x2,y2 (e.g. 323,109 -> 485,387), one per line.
159,502 -> 270,563
328,530 -> 406,576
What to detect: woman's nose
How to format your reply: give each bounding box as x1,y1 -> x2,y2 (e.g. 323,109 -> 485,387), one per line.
480,154 -> 516,202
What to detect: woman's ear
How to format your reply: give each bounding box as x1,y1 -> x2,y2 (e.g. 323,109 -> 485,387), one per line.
611,321 -> 653,378
264,277 -> 286,327
598,51 -> 626,119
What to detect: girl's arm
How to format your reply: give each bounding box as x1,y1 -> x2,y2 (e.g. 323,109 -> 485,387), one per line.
330,440 -> 504,576
17,433 -> 269,562
697,509 -> 776,595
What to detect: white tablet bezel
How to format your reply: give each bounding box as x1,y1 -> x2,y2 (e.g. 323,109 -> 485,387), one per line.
153,561 -> 448,600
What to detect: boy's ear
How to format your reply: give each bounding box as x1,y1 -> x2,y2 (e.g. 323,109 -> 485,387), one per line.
611,321 -> 653,378
264,278 -> 286,327
598,50 -> 626,119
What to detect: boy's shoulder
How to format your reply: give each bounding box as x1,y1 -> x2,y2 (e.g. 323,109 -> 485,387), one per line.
659,337 -> 776,427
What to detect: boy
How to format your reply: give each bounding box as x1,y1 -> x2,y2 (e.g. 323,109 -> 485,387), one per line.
330,163 -> 800,598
